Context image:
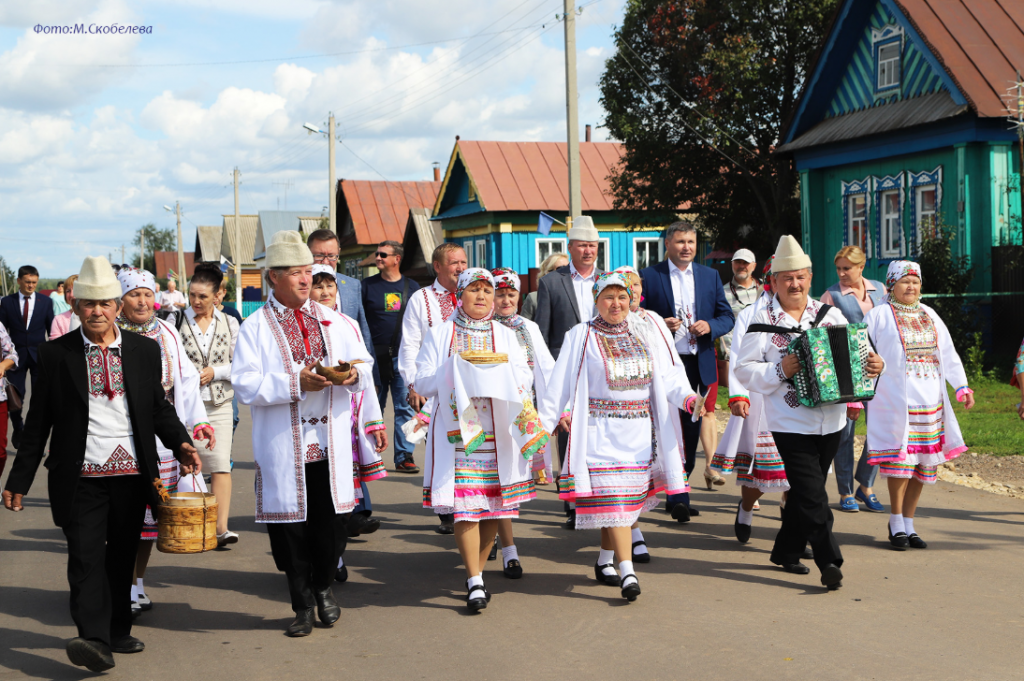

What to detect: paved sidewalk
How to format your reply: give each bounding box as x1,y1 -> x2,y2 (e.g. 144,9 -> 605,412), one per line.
1,405 -> 1022,680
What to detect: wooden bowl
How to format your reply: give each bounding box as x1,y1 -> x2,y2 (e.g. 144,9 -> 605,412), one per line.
315,360 -> 364,385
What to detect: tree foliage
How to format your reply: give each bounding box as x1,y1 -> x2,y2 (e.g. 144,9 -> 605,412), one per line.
600,0 -> 838,254
130,223 -> 177,274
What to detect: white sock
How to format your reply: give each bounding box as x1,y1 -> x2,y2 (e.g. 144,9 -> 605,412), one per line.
737,505 -> 754,526
630,528 -> 648,555
597,548 -> 615,570
467,574 -> 484,590
136,578 -> 145,595
903,517 -> 916,535
130,585 -> 138,602
889,513 -> 905,535
501,544 -> 519,567
619,560 -> 637,586
337,555 -> 344,568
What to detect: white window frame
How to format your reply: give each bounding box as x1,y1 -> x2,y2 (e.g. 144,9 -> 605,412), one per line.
535,238 -> 566,267
877,42 -> 900,90
475,239 -> 487,270
880,190 -> 902,258
596,238 -> 610,271
847,193 -> 869,254
633,237 -> 663,270
915,184 -> 937,237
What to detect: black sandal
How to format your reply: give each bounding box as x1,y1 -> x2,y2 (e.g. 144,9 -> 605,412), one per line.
466,582 -> 488,612
620,574 -> 641,602
503,558 -> 523,579
631,540 -> 651,563
594,563 -> 620,586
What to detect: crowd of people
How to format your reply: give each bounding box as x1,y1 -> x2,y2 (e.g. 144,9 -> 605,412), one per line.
0,217 -> 1005,673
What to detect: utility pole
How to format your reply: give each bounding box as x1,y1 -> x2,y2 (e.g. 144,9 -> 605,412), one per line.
175,201 -> 186,290
563,0 -> 581,224
121,244 -> 125,266
233,167 -> 242,311
328,113 -> 337,234
140,225 -> 146,269
273,179 -> 294,211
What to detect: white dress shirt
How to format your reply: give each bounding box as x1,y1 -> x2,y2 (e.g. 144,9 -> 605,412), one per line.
734,295 -> 849,435
80,327 -> 139,473
569,261 -> 599,322
398,279 -> 457,387
160,289 -> 186,310
19,292 -> 36,328
184,308 -> 240,402
668,260 -> 697,355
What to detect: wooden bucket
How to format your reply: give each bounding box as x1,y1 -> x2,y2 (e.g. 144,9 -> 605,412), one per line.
156,491 -> 218,554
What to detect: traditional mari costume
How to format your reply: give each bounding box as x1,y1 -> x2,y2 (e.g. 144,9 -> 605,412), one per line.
231,232 -> 375,633
735,236 -> 850,585
114,268 -> 211,541
711,262 -> 789,495
864,261 -> 970,482
540,273 -> 698,532
492,268 -> 556,479
414,269 -> 545,523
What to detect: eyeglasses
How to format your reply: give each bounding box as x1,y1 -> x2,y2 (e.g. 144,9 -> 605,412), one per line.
375,251 -> 395,259
313,254 -> 339,263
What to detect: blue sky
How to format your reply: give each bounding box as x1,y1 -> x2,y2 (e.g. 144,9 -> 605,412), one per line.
0,0 -> 625,278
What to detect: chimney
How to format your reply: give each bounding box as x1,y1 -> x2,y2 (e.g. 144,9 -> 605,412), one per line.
585,124 -> 592,142
432,162 -> 441,182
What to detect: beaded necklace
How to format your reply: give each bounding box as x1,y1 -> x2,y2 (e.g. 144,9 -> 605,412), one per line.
116,313 -> 160,338
891,300 -> 940,379
452,307 -> 495,354
116,313 -> 174,397
591,316 -> 652,390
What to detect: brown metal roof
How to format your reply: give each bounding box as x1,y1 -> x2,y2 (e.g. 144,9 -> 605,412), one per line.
338,180 -> 441,246
153,251 -> 196,280
454,140 -> 624,213
895,0 -> 1024,118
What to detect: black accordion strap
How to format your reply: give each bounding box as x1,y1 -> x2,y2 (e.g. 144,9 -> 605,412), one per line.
746,304 -> 833,336
811,304 -> 833,328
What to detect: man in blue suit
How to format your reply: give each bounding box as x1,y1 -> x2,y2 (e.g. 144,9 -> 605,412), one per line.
0,265 -> 55,449
305,230 -> 379,548
639,222 -> 734,522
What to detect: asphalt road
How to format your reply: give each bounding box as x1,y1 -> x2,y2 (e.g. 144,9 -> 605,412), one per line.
1,401 -> 1022,680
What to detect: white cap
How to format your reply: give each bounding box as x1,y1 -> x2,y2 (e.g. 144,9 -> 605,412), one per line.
771,235 -> 812,273
266,230 -> 313,269
731,248 -> 756,263
75,256 -> 123,301
567,215 -> 600,242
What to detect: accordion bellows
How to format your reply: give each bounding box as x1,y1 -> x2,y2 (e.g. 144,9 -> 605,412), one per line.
788,324 -> 876,407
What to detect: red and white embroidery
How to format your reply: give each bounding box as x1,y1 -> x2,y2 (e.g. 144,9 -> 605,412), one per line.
305,443 -> 328,463
86,346 -> 125,399
270,299 -> 327,365
81,445 -> 139,477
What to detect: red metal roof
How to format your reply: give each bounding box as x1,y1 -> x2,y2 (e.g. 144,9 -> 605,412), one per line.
154,251 -> 196,280
339,179 -> 441,245
895,0 -> 1024,117
455,140 -> 625,212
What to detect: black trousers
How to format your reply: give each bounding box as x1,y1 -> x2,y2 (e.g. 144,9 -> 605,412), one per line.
267,460 -> 348,611
771,430 -> 844,571
61,475 -> 149,645
666,354 -> 707,509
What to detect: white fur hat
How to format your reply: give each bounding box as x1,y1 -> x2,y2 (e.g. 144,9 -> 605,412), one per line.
771,235 -> 812,273
266,230 -> 313,269
74,256 -> 123,301
567,215 -> 600,242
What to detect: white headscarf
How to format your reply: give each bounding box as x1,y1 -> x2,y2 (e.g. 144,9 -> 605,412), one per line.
116,267 -> 156,297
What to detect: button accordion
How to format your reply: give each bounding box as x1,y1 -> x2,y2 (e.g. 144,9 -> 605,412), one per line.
786,323 -> 876,407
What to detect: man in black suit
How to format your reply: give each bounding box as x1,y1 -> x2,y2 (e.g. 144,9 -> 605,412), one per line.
2,256 -> 199,674
535,216 -> 603,528
0,265 -> 55,448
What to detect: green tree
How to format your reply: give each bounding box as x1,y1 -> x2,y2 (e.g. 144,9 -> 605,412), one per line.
130,224 -> 177,274
600,0 -> 839,253
0,255 -> 15,296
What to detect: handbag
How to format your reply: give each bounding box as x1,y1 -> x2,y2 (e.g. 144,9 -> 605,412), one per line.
5,383 -> 22,412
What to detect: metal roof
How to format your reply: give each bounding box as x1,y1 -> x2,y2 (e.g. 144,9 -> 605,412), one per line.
895,0 -> 1024,118
220,215 -> 259,267
451,140 -> 625,213
297,216 -> 324,234
777,91 -> 969,152
194,225 -> 222,262
338,180 -> 441,246
252,210 -> 321,260
153,251 -> 196,280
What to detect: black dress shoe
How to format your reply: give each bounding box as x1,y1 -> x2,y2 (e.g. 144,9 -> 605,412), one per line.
631,540 -> 651,563
503,559 -> 523,579
66,638 -> 115,672
670,505 -> 691,523
779,561 -> 810,575
594,563 -> 621,586
286,608 -> 315,637
620,574 -> 641,602
335,565 -> 348,583
315,586 -> 341,626
820,563 -> 844,589
802,546 -> 814,560
908,533 -> 927,549
688,507 -> 700,517
110,635 -> 145,654
734,504 -> 751,543
888,527 -> 910,550
347,514 -> 381,537
435,521 -> 454,535
466,583 -> 488,612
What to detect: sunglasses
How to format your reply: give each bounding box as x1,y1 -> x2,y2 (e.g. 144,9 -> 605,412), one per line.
375,251 -> 395,259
